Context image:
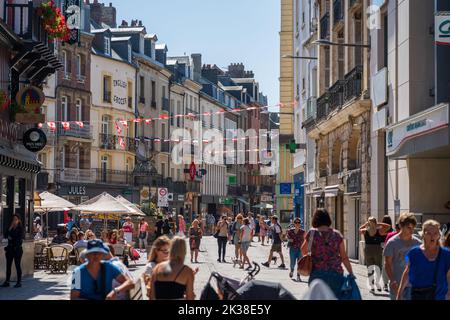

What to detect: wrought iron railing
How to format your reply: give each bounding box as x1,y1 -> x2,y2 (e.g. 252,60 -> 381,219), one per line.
329,80 -> 345,112
99,133 -> 116,150
58,124 -> 92,139
306,96 -> 317,121
60,168 -> 97,183
2,0 -> 33,39
343,65 -> 363,103
96,169 -> 133,185
316,92 -> 330,122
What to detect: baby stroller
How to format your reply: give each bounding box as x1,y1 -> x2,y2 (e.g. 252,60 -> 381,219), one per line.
200,262 -> 296,300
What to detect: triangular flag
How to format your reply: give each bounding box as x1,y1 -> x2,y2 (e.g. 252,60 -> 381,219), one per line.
75,121 -> 84,128
144,119 -> 152,125
62,122 -> 70,130
120,120 -> 129,127
47,122 -> 56,131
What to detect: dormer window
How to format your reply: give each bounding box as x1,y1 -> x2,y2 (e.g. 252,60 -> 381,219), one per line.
104,37 -> 111,56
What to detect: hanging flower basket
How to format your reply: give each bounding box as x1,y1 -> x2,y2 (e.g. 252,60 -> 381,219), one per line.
37,1 -> 71,42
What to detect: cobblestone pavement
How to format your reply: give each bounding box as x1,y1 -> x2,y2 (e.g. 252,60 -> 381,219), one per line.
0,236 -> 390,300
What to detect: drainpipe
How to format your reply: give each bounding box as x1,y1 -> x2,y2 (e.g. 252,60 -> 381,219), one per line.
394,0 -> 399,216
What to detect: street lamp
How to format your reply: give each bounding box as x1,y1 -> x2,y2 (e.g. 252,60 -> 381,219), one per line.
282,54 -> 318,60
312,39 -> 371,48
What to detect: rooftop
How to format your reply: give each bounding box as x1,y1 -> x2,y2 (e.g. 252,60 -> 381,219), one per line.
111,36 -> 131,42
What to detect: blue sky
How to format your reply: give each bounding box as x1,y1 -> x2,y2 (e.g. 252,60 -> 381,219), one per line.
112,0 -> 280,108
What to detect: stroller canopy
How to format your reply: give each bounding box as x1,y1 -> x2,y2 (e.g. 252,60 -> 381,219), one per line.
235,280 -> 296,300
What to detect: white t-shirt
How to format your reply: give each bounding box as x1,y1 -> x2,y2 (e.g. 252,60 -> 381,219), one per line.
110,257 -> 134,300
143,261 -> 157,277
240,225 -> 252,242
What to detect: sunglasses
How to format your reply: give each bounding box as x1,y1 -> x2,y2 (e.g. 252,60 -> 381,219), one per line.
158,249 -> 169,254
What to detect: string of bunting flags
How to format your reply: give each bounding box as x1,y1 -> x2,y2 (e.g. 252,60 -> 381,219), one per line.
37,100 -> 295,132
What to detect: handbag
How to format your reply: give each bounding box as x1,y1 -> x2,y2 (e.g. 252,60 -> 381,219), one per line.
340,274 -> 362,300
411,249 -> 442,300
297,229 -> 315,276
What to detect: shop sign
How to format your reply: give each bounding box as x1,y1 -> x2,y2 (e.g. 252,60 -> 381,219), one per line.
435,12 -> 450,45
68,186 -> 86,195
219,197 -> 233,205
386,104 -> 449,156
260,195 -> 273,202
63,0 -> 81,45
189,162 -> 196,181
228,175 -> 237,185
23,128 -> 47,152
178,195 -> 185,201
280,183 -> 292,195
16,86 -> 45,113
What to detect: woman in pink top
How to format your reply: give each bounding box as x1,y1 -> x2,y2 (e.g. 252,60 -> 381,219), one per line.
178,215 -> 186,237
139,218 -> 149,251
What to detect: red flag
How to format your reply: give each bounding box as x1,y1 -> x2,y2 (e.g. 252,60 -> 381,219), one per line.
38,123 -> 43,128
47,121 -> 56,131
120,120 -> 129,127
62,122 -> 70,130
75,121 -> 84,128
144,118 -> 152,125
118,137 -> 126,149
133,118 -> 142,123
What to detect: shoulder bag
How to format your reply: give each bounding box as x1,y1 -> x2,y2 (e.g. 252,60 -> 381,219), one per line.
297,229 -> 315,276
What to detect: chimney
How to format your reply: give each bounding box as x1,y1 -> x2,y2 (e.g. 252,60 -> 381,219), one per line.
191,53 -> 202,82
138,20 -> 143,27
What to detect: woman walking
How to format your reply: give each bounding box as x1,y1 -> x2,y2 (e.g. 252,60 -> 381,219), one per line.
359,216 -> 392,292
149,236 -> 196,300
397,220 -> 450,300
255,215 -> 261,242
287,218 -> 305,281
178,215 -> 186,237
301,209 -> 354,299
380,215 -> 394,291
231,214 -> 244,266
259,216 -> 268,246
239,218 -> 253,269
142,236 -> 171,297
139,218 -> 149,251
189,219 -> 203,263
122,217 -> 134,245
216,215 -> 229,263
1,215 -> 24,288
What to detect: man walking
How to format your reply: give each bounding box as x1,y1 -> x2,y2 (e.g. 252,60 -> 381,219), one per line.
383,212 -> 421,300
262,216 -> 286,269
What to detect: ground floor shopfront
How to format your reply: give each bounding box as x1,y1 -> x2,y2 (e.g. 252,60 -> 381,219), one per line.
0,142 -> 41,281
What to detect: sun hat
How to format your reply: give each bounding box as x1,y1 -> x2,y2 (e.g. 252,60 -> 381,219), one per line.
84,239 -> 110,255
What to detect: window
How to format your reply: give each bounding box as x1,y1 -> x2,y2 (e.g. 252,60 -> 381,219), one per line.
177,101 -> 181,127
101,115 -> 109,134
161,163 -> 166,177
104,37 -> 111,56
151,81 -> 156,105
76,54 -> 81,77
139,76 -> 145,102
61,96 -> 68,121
103,75 -> 112,102
62,51 -> 69,77
75,99 -> 82,121
162,86 -> 166,99
101,156 -> 108,182
128,81 -> 133,108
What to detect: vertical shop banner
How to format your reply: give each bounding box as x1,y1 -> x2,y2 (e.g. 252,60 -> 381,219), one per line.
64,0 -> 81,45
436,12 -> 450,45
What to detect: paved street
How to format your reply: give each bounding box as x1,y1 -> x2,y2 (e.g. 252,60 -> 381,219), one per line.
0,235 -> 389,300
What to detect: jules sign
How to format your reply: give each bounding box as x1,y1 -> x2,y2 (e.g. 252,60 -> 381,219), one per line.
435,12 -> 450,45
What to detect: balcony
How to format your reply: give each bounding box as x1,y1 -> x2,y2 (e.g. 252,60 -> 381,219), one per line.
151,100 -> 157,108
329,80 -> 345,113
99,133 -> 137,153
320,12 -> 330,40
2,1 -> 33,39
343,65 -> 363,103
103,91 -> 112,103
60,168 -> 97,184
58,124 -> 92,140
139,96 -> 145,104
63,72 -> 71,80
128,97 -> 133,108
162,97 -> 170,112
316,92 -> 330,122
333,0 -> 344,27
76,74 -> 86,83
96,169 -> 133,185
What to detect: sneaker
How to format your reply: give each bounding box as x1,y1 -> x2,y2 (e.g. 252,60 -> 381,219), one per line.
384,284 -> 389,292
14,282 -> 21,288
222,259 -> 227,263
297,274 -> 302,282
0,282 -> 10,288
278,264 -> 286,269
289,271 -> 293,278
217,258 -> 221,263
261,262 -> 270,268
239,265 -> 244,269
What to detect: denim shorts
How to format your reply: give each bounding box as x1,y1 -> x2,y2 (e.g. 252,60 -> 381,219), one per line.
240,241 -> 251,253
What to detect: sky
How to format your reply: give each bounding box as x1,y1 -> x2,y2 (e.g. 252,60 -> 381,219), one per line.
110,0 -> 280,108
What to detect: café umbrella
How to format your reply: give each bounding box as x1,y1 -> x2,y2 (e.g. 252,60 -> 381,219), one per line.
73,192 -> 136,231
34,192 -> 75,244
115,195 -> 146,217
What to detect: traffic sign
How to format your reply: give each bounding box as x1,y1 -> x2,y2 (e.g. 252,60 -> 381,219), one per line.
158,188 -> 169,207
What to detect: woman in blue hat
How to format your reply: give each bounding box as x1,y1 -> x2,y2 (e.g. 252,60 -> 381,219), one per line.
70,239 -> 134,300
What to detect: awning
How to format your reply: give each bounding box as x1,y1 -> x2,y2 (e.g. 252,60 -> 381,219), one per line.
307,188 -> 323,198
324,185 -> 342,198
386,103 -> 450,159
237,197 -> 250,206
0,144 -> 41,173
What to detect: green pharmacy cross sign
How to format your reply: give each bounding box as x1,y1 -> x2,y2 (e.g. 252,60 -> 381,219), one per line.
286,139 -> 300,153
